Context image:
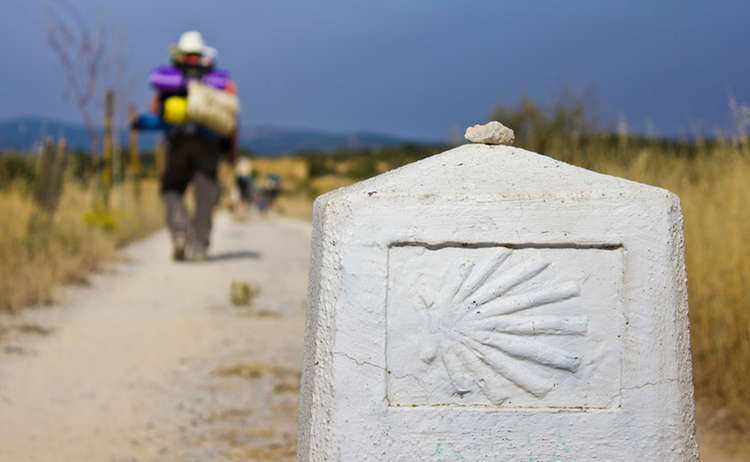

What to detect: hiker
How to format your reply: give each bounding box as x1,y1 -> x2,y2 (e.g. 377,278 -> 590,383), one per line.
234,156 -> 253,211
256,174 -> 281,213
147,31 -> 240,261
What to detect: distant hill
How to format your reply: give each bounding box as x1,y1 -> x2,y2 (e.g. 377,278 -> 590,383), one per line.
238,125 -> 408,155
0,117 -> 95,153
0,117 -> 420,156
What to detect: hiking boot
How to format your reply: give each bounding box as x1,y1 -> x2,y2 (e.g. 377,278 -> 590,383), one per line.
187,245 -> 208,262
172,234 -> 187,261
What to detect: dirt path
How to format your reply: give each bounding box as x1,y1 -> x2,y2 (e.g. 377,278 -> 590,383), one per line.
0,212 -> 744,461
0,213 -> 310,462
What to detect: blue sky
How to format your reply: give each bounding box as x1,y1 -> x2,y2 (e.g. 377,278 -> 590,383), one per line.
1,0 -> 749,140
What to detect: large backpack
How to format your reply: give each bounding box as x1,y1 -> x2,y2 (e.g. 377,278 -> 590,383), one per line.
149,65 -> 239,136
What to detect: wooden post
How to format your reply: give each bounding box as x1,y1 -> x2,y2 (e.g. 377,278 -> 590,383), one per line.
128,105 -> 141,197
28,137 -> 67,233
33,137 -> 55,210
102,88 -> 114,203
113,138 -> 122,185
155,134 -> 166,177
47,138 -> 68,212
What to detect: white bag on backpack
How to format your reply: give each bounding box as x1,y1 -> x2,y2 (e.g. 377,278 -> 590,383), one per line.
186,80 -> 240,136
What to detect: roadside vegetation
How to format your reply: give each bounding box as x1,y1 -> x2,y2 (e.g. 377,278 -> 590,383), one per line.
0,152 -> 163,312
261,97 -> 750,435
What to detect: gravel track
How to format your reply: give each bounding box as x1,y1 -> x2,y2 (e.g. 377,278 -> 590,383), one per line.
0,213 -> 310,462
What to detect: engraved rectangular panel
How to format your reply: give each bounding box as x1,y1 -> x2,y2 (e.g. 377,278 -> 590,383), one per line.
386,244 -> 624,409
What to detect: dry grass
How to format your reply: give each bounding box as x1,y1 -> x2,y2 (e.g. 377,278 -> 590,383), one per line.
214,361 -> 300,381
0,179 -> 163,312
270,174 -> 355,220
308,174 -> 357,196
230,280 -> 261,306
602,146 -> 750,430
273,193 -> 315,221
252,156 -> 309,192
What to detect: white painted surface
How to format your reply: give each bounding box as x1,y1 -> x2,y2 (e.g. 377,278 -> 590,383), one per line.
297,144 -> 698,461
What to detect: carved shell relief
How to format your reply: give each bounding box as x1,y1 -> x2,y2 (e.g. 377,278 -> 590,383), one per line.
412,248 -> 587,405
384,243 -> 631,409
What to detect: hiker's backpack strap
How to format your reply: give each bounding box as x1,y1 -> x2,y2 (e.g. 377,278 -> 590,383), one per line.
150,66 -> 184,93
150,66 -> 231,92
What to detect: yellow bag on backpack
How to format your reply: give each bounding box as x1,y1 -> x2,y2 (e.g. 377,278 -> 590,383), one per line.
163,96 -> 189,125
186,80 -> 240,136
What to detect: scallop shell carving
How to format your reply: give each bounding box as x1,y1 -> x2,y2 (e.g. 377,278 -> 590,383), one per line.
417,248 -> 587,404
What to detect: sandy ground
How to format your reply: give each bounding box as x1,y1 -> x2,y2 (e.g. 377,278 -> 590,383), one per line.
0,212 -> 746,461
0,213 -> 308,461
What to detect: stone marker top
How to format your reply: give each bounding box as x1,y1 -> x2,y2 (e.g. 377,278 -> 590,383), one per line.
299,142 -> 696,461
317,143 -> 674,205
464,120 -> 515,145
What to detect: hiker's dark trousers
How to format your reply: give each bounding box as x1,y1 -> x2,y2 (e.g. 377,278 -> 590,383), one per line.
161,133 -> 222,250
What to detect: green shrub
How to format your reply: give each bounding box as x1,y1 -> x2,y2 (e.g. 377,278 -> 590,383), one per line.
0,152 -> 36,188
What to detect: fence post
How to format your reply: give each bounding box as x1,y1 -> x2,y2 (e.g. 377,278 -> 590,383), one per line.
128,105 -> 141,198
33,137 -> 55,210
102,88 -> 114,205
29,137 -> 67,233
47,137 -> 68,212
155,134 -> 165,178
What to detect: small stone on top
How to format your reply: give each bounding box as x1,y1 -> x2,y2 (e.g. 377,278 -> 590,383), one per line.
464,121 -> 515,145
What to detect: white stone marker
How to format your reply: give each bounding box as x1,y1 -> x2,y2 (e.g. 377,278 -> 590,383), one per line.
297,143 -> 698,461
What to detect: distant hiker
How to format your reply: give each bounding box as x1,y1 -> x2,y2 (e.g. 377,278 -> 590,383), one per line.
256,174 -> 281,213
142,31 -> 240,261
234,156 -> 253,211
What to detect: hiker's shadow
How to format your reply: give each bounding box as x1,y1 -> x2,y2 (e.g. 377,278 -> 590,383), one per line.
210,250 -> 262,262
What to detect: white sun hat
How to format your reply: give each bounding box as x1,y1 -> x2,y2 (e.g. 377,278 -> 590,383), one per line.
172,31 -> 217,58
